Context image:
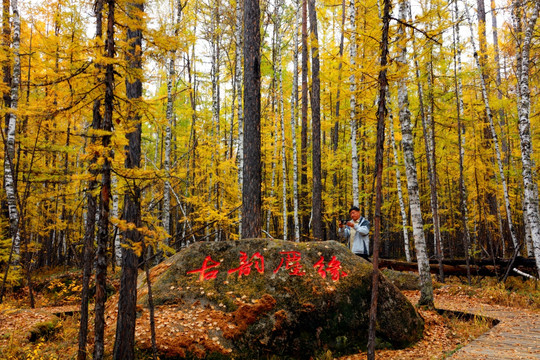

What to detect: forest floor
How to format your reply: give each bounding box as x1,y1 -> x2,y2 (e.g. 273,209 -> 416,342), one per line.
0,272 -> 538,359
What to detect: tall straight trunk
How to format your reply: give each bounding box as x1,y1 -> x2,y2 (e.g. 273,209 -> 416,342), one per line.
425,54 -> 444,281
291,0 -> 300,242
308,0 -> 322,241
390,122 -> 410,262
266,34 -> 278,235
93,0 -> 115,358
398,5 -> 434,308
368,0 -> 390,357
465,4 -> 519,251
111,175 -> 121,264
163,0 -> 184,242
408,11 -> 443,278
395,0 -> 411,262
241,0 -> 262,239
276,0 -> 287,241
235,0 -> 244,238
300,0 -> 309,238
349,0 -> 359,207
452,0 -> 471,284
513,0 -> 540,276
490,0 -> 507,157
329,0 -> 346,240
77,3 -> 103,358
113,0 -> 144,357
4,0 -> 20,256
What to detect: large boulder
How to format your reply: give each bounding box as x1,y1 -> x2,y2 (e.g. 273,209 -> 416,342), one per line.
134,239 -> 424,358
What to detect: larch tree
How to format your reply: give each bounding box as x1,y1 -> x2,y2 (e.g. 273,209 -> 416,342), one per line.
113,0 -> 145,357
93,0 -> 115,357
242,0 -> 262,239
77,1 -> 103,358
308,0 -> 322,241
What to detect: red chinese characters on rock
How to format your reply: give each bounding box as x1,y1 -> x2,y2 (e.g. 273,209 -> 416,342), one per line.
273,251 -> 306,276
227,251 -> 265,278
186,255 -> 221,281
313,256 -> 348,281
186,251 -> 347,282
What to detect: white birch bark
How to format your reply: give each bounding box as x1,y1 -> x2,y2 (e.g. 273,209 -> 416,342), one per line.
163,54 -> 174,242
276,0 -> 287,241
523,197 -> 534,257
465,4 -> 519,250
4,0 -> 21,255
390,120 -> 411,262
513,0 -> 540,275
452,0 -> 472,281
399,2 -> 433,306
235,0 -> 244,238
112,175 -> 121,263
290,0 -> 300,242
349,0 -> 359,207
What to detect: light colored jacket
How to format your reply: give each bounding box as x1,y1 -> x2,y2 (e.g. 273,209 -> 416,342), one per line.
341,217 -> 370,255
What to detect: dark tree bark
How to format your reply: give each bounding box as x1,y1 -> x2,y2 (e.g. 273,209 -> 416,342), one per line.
93,0 -> 114,358
308,0 -> 322,241
113,0 -> 144,358
241,0 -> 262,239
77,1 -> 103,351
368,0 -> 390,357
300,0 -> 309,239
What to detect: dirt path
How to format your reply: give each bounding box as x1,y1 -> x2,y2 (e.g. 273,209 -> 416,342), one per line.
437,298 -> 540,359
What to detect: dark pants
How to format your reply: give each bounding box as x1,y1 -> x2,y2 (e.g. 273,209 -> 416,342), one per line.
355,253 -> 370,262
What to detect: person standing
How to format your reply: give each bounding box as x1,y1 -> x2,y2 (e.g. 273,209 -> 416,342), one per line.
339,206 -> 370,260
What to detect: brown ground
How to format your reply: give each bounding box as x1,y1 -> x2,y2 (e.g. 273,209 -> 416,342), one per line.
0,288 -> 505,359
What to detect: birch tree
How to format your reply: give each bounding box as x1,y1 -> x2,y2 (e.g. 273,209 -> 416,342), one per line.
276,0 -> 287,240
464,3 -> 519,252
4,0 -> 21,256
513,0 -> 540,276
235,0 -> 244,238
398,3 -> 434,307
290,0 -> 300,242
349,0 -> 359,207
452,0 -> 471,284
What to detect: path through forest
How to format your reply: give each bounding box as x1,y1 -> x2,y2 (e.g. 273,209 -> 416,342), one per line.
442,298 -> 540,359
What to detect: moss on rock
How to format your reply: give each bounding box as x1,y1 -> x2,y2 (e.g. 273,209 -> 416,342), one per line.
134,239 -> 423,359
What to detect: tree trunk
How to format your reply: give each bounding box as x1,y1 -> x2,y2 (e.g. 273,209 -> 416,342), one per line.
452,0 -> 471,285
291,0 -> 300,242
276,0 -> 287,241
349,0 -> 359,208
113,0 -> 144,357
241,0 -> 262,239
4,0 -> 20,257
398,5 -> 434,308
235,0 -> 244,238
513,0 -> 540,276
308,0 -> 322,241
77,4 -> 103,358
368,1 -> 390,357
93,1 -> 115,358
465,4 -> 519,252
300,0 -> 309,239
390,120 -> 411,262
